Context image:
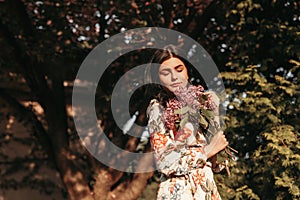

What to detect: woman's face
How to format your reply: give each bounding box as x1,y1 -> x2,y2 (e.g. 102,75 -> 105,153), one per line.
158,57 -> 189,93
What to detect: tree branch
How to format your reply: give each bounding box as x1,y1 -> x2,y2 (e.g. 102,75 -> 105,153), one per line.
0,16 -> 49,108
0,88 -> 54,161
109,147 -> 154,200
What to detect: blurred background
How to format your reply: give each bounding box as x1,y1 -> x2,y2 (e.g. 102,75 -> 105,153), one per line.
0,0 -> 299,199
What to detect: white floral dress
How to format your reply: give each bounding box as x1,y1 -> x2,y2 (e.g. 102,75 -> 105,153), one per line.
147,99 -> 222,200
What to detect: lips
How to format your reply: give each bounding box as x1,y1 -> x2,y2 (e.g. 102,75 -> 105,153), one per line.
170,82 -> 182,87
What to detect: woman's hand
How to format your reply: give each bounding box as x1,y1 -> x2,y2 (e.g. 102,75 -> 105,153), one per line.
204,131 -> 228,159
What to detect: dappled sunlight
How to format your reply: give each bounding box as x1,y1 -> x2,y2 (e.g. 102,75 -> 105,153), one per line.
0,99 -> 67,200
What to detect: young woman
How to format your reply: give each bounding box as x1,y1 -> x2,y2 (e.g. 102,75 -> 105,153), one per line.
145,45 -> 228,200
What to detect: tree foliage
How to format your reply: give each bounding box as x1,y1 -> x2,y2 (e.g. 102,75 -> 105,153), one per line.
214,1 -> 299,199
221,62 -> 299,199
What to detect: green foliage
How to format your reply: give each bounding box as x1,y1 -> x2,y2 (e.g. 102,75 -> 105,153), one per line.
235,185 -> 260,200
220,60 -> 299,199
254,124 -> 300,199
214,3 -> 299,199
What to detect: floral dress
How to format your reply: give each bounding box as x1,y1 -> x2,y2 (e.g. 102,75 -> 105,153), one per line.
147,99 -> 222,200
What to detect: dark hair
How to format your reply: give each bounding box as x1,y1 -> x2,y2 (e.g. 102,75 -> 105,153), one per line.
144,45 -> 206,105
145,45 -> 186,84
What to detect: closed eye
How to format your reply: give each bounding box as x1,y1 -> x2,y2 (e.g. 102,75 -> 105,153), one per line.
159,69 -> 171,76
175,65 -> 184,72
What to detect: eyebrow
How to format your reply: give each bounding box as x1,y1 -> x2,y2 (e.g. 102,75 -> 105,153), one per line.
160,64 -> 184,71
174,64 -> 184,69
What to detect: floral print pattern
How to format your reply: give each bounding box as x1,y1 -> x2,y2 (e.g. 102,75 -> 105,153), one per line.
147,99 -> 222,200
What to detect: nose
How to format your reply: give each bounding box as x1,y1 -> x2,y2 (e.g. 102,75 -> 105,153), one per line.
170,71 -> 178,81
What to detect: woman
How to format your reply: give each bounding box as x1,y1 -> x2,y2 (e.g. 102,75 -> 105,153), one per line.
145,45 -> 228,200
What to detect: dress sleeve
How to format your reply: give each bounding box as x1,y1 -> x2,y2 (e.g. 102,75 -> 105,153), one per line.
147,99 -> 208,176
205,91 -> 220,122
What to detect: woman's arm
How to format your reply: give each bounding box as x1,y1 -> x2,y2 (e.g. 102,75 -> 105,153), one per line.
204,91 -> 228,169
204,131 -> 228,159
205,90 -> 220,125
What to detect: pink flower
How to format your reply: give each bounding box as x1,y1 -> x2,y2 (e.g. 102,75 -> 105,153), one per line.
162,99 -> 183,130
162,85 -> 216,134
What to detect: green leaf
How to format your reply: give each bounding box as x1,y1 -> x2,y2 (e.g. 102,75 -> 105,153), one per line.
201,108 -> 214,119
198,114 -> 209,129
174,106 -> 189,115
179,115 -> 189,130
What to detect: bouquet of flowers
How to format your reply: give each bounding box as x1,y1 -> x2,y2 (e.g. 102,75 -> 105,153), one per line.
162,85 -> 237,174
